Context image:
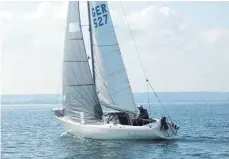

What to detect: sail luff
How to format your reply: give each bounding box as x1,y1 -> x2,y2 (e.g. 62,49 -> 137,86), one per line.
93,37 -> 114,105
87,1 -> 96,85
63,1 -> 103,123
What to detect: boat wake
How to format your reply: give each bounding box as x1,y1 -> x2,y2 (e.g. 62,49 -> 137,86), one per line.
60,131 -> 71,137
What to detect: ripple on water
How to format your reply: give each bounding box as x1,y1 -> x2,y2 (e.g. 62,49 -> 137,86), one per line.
1,103 -> 229,159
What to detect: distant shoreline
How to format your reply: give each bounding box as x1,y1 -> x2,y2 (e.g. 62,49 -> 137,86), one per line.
2,91 -> 229,96
1,92 -> 229,105
1,102 -> 229,106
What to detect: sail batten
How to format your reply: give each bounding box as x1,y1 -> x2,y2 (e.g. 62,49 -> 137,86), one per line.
90,1 -> 137,113
63,1 -> 103,122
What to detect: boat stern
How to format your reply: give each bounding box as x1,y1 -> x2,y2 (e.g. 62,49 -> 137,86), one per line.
154,118 -> 179,139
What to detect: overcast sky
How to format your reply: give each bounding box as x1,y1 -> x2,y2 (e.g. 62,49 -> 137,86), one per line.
1,1 -> 229,94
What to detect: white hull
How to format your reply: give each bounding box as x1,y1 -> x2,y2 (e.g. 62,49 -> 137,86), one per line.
55,115 -> 177,140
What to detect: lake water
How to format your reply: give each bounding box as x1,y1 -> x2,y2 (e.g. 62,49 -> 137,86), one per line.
1,103 -> 229,159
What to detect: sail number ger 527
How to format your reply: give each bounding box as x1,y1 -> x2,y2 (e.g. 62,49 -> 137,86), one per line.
91,4 -> 108,28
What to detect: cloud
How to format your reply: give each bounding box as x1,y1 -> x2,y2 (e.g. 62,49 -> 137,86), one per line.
1,1 -> 92,94
34,2 -> 51,18
1,2 -> 229,94
0,10 -> 12,20
1,3 -> 66,94
0,10 -> 13,34
160,6 -> 175,16
201,28 -> 229,43
23,1 -> 66,19
109,4 -> 229,92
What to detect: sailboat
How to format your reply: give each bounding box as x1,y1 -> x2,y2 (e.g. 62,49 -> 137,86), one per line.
53,1 -> 178,140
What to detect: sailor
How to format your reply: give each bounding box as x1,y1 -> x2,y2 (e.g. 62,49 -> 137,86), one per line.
160,117 -> 169,131
138,105 -> 149,120
135,105 -> 149,126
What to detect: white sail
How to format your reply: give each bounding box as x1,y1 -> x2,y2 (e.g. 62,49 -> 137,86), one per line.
93,38 -> 113,104
63,1 -> 103,123
93,39 -> 118,113
53,2 -> 178,141
90,1 -> 137,113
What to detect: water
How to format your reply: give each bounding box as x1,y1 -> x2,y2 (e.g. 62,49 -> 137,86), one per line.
1,103 -> 229,159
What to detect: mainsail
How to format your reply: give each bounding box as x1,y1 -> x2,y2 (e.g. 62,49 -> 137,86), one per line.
90,1 -> 138,113
63,1 -> 103,123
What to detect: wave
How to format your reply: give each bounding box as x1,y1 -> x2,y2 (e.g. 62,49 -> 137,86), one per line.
178,135 -> 229,144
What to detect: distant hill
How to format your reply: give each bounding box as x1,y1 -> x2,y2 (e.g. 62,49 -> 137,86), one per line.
1,92 -> 229,105
134,92 -> 229,103
1,94 -> 62,105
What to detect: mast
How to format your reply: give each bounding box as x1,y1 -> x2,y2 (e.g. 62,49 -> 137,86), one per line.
87,1 -> 95,85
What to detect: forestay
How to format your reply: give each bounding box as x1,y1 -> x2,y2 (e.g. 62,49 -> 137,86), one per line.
63,1 -> 103,123
89,1 -> 138,113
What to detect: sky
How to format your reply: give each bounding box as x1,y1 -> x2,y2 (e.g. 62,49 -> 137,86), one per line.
1,1 -> 229,94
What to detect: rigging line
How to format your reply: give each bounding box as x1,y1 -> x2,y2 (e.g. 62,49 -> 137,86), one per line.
146,81 -> 151,116
120,2 -> 175,122
120,2 -> 147,79
147,82 -> 175,123
56,63 -> 62,105
56,52 -> 63,105
118,2 -> 147,109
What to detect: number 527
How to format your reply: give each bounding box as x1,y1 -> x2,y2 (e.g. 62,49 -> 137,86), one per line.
93,14 -> 108,28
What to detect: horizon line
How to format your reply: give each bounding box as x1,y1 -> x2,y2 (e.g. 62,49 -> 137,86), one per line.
1,91 -> 229,96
